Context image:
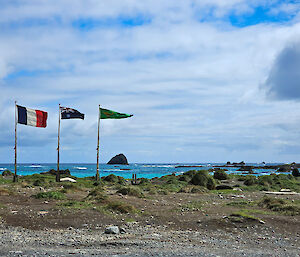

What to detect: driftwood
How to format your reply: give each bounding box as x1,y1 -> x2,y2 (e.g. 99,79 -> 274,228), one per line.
264,191 -> 299,195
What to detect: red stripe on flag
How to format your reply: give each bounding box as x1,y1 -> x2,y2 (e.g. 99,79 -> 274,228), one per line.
35,110 -> 48,127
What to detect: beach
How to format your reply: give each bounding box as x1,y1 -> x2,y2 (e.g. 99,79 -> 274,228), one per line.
0,169 -> 300,256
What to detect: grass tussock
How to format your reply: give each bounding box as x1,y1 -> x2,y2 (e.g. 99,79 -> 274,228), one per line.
34,191 -> 65,200
180,200 -> 203,211
105,200 -> 137,214
117,186 -> 144,198
59,200 -> 92,209
258,197 -> 300,216
229,211 -> 260,222
226,200 -> 254,207
0,187 -> 13,196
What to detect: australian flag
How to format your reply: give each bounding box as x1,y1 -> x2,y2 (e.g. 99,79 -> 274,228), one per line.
60,107 -> 84,120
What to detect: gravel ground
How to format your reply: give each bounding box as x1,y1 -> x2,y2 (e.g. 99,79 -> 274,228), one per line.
1,221 -> 299,257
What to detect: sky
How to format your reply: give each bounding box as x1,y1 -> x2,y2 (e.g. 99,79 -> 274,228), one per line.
1,0 -> 300,164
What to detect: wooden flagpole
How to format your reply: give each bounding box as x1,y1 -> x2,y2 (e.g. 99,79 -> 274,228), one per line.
96,105 -> 101,181
13,101 -> 18,182
56,104 -> 61,182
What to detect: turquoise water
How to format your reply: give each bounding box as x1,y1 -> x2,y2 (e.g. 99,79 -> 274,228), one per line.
0,163 -> 285,179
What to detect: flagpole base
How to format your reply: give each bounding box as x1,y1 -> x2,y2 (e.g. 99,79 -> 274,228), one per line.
56,172 -> 60,182
13,174 -> 18,183
96,171 -> 100,181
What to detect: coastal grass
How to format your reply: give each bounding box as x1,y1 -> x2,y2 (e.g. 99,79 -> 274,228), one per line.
258,196 -> 300,216
180,200 -> 203,211
226,200 -> 254,207
0,177 -> 13,185
238,174 -> 300,192
0,187 -> 14,196
117,186 -> 144,198
229,211 -> 260,222
59,200 -> 93,209
34,191 -> 65,200
210,189 -> 240,194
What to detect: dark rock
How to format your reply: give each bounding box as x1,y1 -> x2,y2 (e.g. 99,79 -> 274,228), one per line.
2,170 -> 13,176
41,169 -> 71,176
226,161 -> 231,165
277,166 -> 290,172
107,154 -> 128,165
216,185 -> 233,190
237,166 -> 253,172
292,167 -> 300,177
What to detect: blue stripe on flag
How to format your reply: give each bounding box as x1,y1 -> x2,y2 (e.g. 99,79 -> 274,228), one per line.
17,106 -> 27,125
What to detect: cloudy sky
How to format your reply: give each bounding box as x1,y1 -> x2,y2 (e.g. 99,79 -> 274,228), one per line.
1,0 -> 300,164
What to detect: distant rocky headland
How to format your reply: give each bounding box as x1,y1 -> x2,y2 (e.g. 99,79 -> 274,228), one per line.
107,153 -> 129,165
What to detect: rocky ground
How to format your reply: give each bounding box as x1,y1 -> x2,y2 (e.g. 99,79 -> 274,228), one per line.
0,218 -> 299,256
0,173 -> 300,256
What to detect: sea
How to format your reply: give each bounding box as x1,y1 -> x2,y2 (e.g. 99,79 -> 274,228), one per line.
0,163 -> 286,179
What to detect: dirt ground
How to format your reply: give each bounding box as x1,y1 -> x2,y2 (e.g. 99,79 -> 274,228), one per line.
0,184 -> 299,234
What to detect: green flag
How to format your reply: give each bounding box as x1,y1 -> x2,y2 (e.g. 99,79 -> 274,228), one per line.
100,108 -> 133,119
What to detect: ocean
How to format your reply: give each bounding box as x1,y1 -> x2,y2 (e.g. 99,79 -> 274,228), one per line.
0,163 -> 285,179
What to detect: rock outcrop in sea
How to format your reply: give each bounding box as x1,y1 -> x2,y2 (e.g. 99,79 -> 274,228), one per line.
41,169 -> 71,176
107,154 -> 129,165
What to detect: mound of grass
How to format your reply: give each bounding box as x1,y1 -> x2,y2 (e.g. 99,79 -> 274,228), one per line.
60,183 -> 83,193
181,200 -> 202,211
86,188 -> 107,202
258,197 -> 300,216
0,187 -> 13,196
213,169 -> 229,180
179,185 -> 208,193
244,176 -> 257,186
34,191 -> 65,200
117,186 -> 144,198
105,200 -> 137,214
190,171 -> 216,190
229,211 -> 260,222
20,174 -> 55,188
59,200 -> 92,209
227,200 -> 253,207
102,174 -> 126,185
2,170 -> 13,176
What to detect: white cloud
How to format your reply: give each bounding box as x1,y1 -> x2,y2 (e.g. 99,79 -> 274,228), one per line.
0,0 -> 300,163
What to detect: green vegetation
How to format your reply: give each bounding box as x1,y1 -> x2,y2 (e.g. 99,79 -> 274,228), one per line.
226,200 -> 254,207
238,174 -> 300,192
102,174 -> 126,185
2,170 -> 13,176
181,200 -> 203,211
117,186 -> 144,198
34,191 -> 65,200
213,169 -> 229,180
59,200 -> 92,209
258,196 -> 300,216
229,211 -> 260,222
105,200 -> 137,214
189,170 -> 216,190
0,169 -> 299,198
0,187 -> 13,196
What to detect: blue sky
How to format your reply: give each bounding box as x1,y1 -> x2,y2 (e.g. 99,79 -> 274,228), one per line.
1,0 -> 300,163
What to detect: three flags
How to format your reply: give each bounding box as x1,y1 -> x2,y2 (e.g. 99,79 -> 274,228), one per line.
15,103 -> 133,182
16,105 -> 132,126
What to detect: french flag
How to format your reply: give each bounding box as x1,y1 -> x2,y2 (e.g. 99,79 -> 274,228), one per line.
17,105 -> 48,128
